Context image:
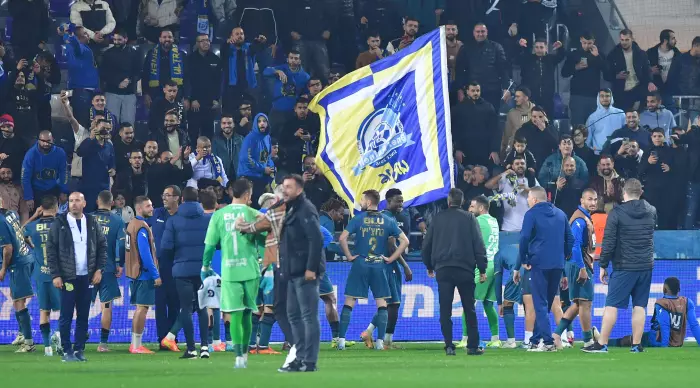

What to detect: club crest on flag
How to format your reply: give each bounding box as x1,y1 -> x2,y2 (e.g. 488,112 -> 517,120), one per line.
310,27 -> 454,211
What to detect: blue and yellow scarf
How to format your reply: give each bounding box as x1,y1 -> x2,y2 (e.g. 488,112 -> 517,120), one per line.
149,45 -> 183,88
198,152 -> 225,184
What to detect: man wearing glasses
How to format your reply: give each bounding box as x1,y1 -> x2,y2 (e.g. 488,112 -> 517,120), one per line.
185,34 -> 222,141
147,185 -> 183,349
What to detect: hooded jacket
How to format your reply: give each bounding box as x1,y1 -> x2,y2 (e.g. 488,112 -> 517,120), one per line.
237,113 -> 274,179
599,199 -> 656,271
21,143 -> 68,201
503,101 -> 535,156
160,201 -> 212,278
538,151 -> 590,187
518,201 -> 574,270
639,108 -> 676,143
585,93 -> 626,153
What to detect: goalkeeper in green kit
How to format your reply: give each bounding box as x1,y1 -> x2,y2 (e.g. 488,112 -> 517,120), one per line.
202,179 -> 263,369
459,195 -> 501,349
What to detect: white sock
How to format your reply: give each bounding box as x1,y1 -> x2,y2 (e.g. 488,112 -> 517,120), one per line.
375,339 -> 384,349
165,332 -> 176,341
384,333 -> 393,343
561,329 -> 567,339
25,339 -> 34,346
338,338 -> 346,348
213,340 -> 221,346
461,335 -> 468,342
491,335 -> 499,342
524,331 -> 533,344
283,345 -> 296,367
366,323 -> 375,334
226,340 -> 233,346
131,333 -> 136,347
507,338 -> 515,344
134,333 -> 143,348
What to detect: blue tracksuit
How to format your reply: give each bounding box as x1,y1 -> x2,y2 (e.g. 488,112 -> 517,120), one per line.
570,206 -> 591,270
648,295 -> 700,347
263,64 -> 310,112
90,209 -> 125,273
519,201 -> 574,346
20,144 -> 68,201
65,34 -> 99,89
147,207 -> 180,341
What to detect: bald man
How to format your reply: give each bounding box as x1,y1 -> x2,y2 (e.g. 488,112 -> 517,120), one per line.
47,192 -> 108,362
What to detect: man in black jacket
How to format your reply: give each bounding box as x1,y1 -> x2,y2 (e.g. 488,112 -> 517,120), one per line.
455,23 -> 511,111
0,115 -> 28,182
583,179 -> 656,353
153,111 -> 191,169
518,38 -> 566,116
278,174 -> 324,372
452,82 -> 501,168
279,97 -> 320,177
47,192 -> 108,362
422,188 -> 487,356
147,149 -> 193,208
561,31 -> 607,126
185,34 -> 222,141
113,123 -> 144,174
101,29 -> 141,126
606,29 -> 655,112
672,122 -> 700,229
113,150 -> 147,207
149,81 -> 187,136
290,0 -> 331,79
646,30 -> 680,108
666,37 -> 700,112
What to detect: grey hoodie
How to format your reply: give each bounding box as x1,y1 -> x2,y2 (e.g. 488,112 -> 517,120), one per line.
639,108 -> 676,144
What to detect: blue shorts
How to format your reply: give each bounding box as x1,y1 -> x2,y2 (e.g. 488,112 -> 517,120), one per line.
344,262 -> 390,300
519,268 -> 531,296
503,276 -> 522,304
319,272 -> 334,296
256,276 -> 274,307
130,279 -> 156,306
605,269 -> 652,309
92,272 -> 122,304
565,261 -> 594,301
37,280 -> 61,311
10,262 -> 34,300
385,264 -> 402,305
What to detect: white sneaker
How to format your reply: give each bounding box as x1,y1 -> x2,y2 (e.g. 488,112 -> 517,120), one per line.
520,341 -> 531,349
44,347 -> 53,357
528,343 -> 556,352
12,333 -> 25,346
501,341 -> 517,349
282,345 -> 297,368
583,339 -> 595,347
375,339 -> 384,350
562,341 -> 572,348
51,332 -> 63,356
234,356 -> 247,369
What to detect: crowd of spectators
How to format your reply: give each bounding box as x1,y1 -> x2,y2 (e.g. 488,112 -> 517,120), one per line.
0,0 -> 699,244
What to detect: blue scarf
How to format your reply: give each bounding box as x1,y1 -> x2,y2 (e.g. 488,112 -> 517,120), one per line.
149,45 -> 183,87
198,152 -> 224,184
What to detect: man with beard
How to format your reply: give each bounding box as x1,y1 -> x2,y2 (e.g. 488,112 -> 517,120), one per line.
503,87 -> 535,158
452,82 -> 501,168
562,32 -> 607,126
2,71 -> 39,144
455,23 -> 511,110
605,110 -> 652,155
606,29 -> 656,111
539,135 -> 589,188
25,51 -> 60,132
589,155 -> 624,213
185,34 -> 221,141
77,119 -> 115,213
585,89 -> 626,154
553,188 -> 600,349
485,156 -> 540,232
386,18 -> 419,55
302,156 -> 333,211
141,29 -> 185,108
61,25 -> 100,126
356,32 -> 386,69
550,157 -> 586,218
647,30 -> 680,108
444,22 -> 463,85
83,92 -> 117,131
237,113 -> 275,206
640,93 -> 676,143
146,149 -> 193,209
459,165 -> 491,205
143,141 -> 160,168
154,111 -> 191,169
279,97 -> 320,177
0,167 -> 29,222
220,27 -> 267,112
113,151 -> 147,207
639,128 -> 675,229
234,101 -> 254,137
113,124 -> 144,174
21,131 -> 68,212
101,29 -> 141,125
514,106 -> 559,173
0,115 -> 28,181
149,81 -> 186,135
613,138 -> 643,180
212,113 -> 243,180
518,38 -> 565,117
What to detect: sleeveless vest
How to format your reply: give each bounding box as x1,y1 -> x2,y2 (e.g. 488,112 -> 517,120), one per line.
591,212 -> 607,257
125,218 -> 158,280
654,297 -> 688,347
569,209 -> 595,271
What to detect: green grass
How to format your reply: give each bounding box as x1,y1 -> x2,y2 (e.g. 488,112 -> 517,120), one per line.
2,343 -> 699,387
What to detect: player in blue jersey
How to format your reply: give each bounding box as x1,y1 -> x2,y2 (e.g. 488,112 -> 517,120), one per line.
337,189 -> 409,350
24,196 -> 62,356
90,191 -> 126,352
0,197 -> 36,352
360,189 -> 413,349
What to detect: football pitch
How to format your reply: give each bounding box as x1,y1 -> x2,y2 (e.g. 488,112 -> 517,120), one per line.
2,343 -> 699,387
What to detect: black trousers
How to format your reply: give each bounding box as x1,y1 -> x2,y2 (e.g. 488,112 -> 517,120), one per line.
174,277 -> 209,351
187,103 -> 216,141
59,275 -> 91,353
155,262 -> 180,342
273,267 -> 294,344
436,267 -> 479,349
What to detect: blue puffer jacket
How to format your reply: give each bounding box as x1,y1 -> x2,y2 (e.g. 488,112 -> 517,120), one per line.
160,201 -> 212,278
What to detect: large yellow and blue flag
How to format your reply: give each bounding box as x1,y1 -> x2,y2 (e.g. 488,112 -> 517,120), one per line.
309,27 -> 454,211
